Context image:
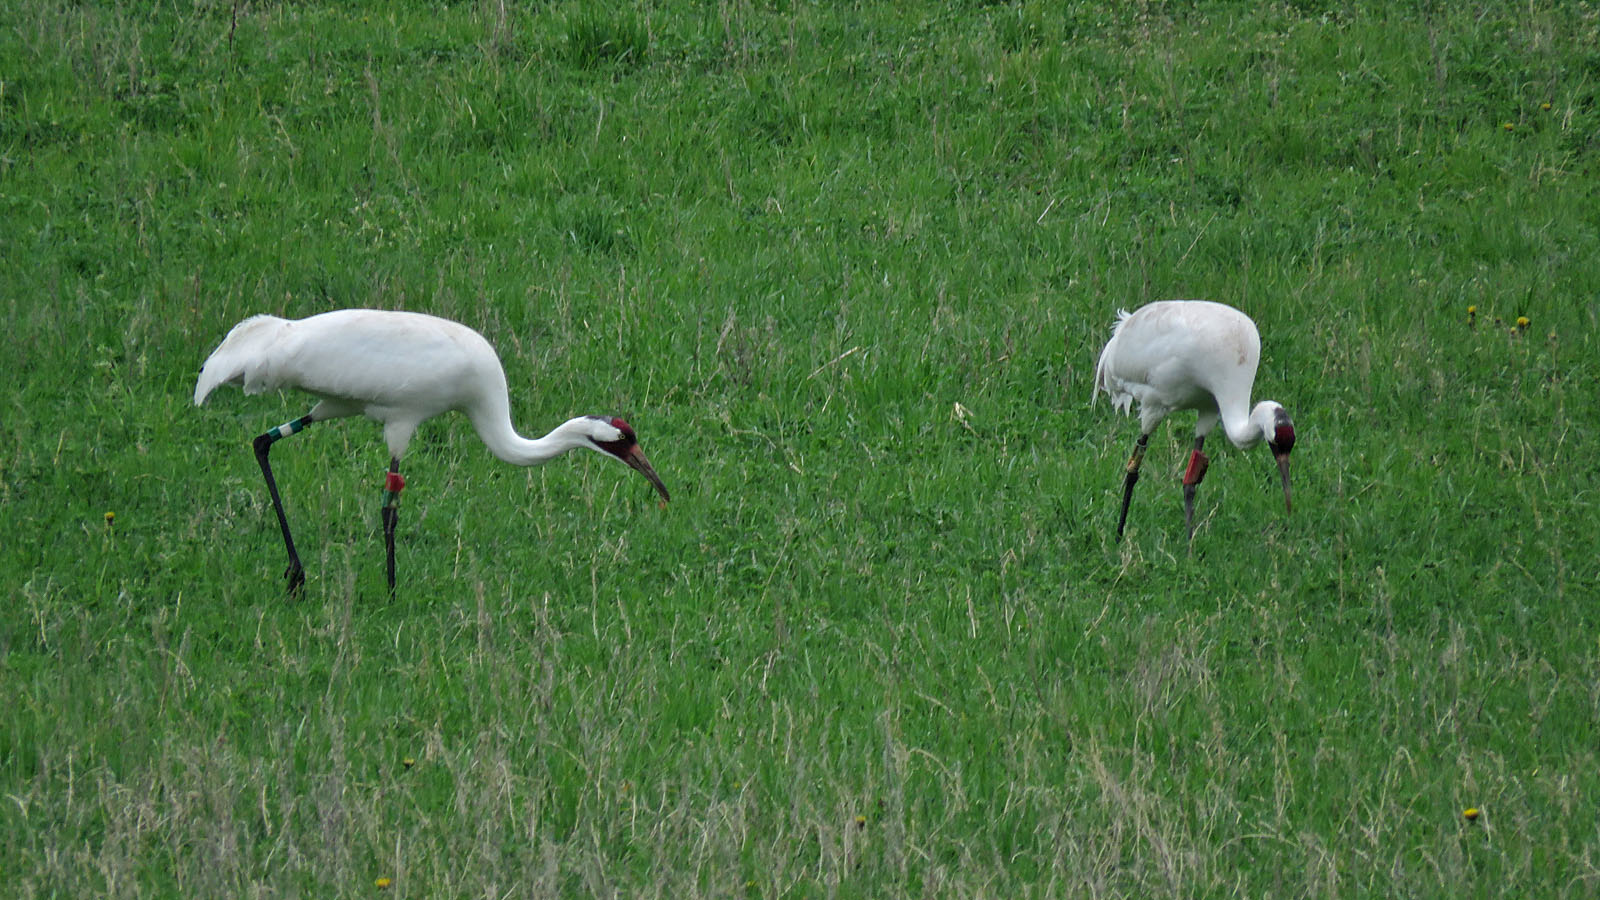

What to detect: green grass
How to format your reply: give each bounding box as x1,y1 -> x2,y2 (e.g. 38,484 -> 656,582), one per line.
3,0 -> 1599,896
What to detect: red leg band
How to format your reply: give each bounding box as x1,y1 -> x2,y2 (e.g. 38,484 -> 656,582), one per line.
385,471 -> 406,493
1183,450 -> 1210,486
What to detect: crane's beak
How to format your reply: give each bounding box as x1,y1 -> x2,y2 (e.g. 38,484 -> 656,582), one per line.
1274,450 -> 1292,514
624,446 -> 670,504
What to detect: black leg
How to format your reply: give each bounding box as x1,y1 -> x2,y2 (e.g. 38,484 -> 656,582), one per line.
381,456 -> 404,595
1182,436 -> 1210,541
253,414 -> 316,596
1116,433 -> 1149,541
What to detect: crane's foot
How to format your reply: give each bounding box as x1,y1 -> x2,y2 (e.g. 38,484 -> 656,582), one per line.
285,561 -> 306,596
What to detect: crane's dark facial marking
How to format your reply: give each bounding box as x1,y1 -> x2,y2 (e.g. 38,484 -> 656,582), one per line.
1269,409 -> 1294,514
588,416 -> 639,458
586,416 -> 670,502
1269,409 -> 1296,455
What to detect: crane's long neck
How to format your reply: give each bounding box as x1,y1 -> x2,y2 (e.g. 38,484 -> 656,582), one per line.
469,399 -> 590,467
1219,399 -> 1278,451
1219,405 -> 1263,450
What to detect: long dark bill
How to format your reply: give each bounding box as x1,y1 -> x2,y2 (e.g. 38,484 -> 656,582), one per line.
1275,451 -> 1292,514
625,447 -> 671,503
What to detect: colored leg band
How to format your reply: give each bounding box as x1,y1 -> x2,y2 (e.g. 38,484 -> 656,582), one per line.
1126,442 -> 1147,474
385,471 -> 406,494
268,417 -> 310,440
1183,450 -> 1210,486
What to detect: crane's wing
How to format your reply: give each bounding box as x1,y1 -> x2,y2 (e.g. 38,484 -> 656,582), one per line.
1094,300 -> 1262,423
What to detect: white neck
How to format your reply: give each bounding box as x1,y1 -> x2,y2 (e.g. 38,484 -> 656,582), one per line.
1220,401 -> 1279,450
470,403 -> 595,467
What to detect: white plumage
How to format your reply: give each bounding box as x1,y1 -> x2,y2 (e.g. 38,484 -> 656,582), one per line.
196,308 -> 669,593
1094,300 -> 1295,539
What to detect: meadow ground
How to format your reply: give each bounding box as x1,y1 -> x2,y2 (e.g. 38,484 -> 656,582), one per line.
2,1 -> 1599,896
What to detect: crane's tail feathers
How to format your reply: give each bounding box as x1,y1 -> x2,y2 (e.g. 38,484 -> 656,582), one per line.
1091,360 -> 1106,405
1103,308 -> 1132,336
194,315 -> 290,405
1091,309 -> 1132,405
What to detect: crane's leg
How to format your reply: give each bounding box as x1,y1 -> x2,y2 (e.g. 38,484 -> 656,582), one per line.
1182,436 -> 1210,540
253,414 -> 316,595
380,457 -> 405,595
1116,433 -> 1149,540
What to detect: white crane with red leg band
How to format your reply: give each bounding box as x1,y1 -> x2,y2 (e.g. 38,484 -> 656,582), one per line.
1094,300 -> 1294,541
195,308 -> 670,594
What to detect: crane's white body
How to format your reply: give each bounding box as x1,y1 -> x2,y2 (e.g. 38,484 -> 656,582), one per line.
195,309 -> 619,464
195,308 -> 667,593
1094,299 -> 1294,539
1094,300 -> 1281,448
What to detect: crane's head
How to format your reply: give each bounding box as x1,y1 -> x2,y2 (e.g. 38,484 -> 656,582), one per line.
581,416 -> 670,503
1253,402 -> 1295,514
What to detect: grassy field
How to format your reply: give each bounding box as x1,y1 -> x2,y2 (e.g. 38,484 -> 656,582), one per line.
3,0 -> 1599,896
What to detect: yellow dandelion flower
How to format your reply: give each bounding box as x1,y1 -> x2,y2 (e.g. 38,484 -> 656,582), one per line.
855,814 -> 867,828
1516,316 -> 1530,329
1466,305 -> 1476,315
1463,807 -> 1480,821
376,876 -> 393,889
402,758 -> 415,769
1541,102 -> 1552,111
104,511 -> 115,526
1503,122 -> 1514,131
